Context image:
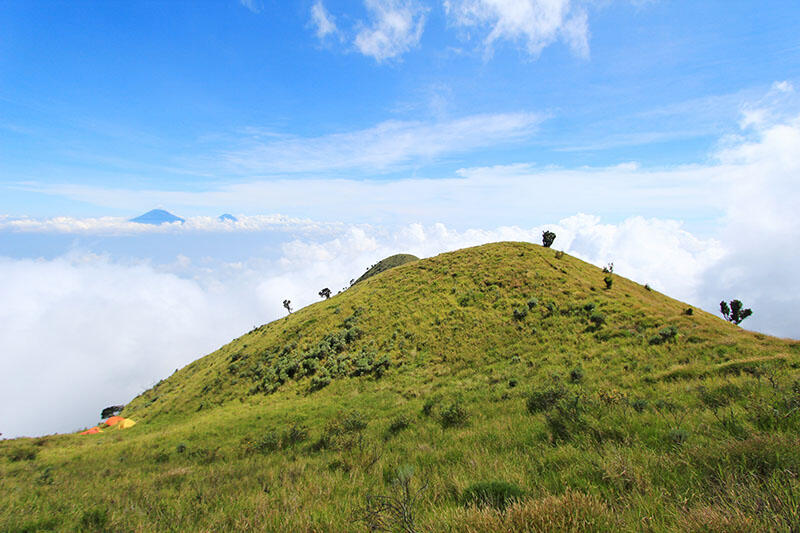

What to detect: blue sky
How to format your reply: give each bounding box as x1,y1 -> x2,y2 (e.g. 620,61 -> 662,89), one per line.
2,1 -> 798,218
2,1 -> 800,438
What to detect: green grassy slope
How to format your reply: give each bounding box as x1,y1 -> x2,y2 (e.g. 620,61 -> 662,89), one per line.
353,253 -> 419,285
2,242 -> 799,532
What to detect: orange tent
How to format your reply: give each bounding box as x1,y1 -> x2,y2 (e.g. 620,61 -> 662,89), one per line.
79,426 -> 103,435
105,415 -> 125,426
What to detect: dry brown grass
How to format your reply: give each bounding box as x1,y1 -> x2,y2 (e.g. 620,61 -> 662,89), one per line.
450,490 -> 617,532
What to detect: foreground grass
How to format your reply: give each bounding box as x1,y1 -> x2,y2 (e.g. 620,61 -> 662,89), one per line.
2,242 -> 799,532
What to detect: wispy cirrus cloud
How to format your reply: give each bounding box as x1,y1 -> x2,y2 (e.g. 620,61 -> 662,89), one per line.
444,0 -> 590,58
219,111 -> 543,175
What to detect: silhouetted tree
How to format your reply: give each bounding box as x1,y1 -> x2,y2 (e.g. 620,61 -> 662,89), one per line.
720,299 -> 752,325
282,299 -> 292,314
542,230 -> 556,248
319,288 -> 331,299
603,263 -> 614,289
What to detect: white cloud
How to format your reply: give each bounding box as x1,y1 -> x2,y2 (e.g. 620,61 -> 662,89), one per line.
0,214 -> 342,236
219,111 -> 542,174
354,0 -> 428,61
445,0 -> 590,58
311,1 -> 339,40
0,254 -> 269,439
698,109 -> 800,337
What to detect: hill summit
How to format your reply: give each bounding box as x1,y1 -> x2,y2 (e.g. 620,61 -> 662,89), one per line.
352,253 -> 419,285
2,241 -> 799,532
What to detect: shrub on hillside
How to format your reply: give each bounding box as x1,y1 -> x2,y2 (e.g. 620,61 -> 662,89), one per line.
310,370 -> 332,391
542,231 -> 556,248
315,410 -> 369,451
526,385 -> 567,414
630,398 -> 649,413
440,400 -> 469,428
570,367 -> 584,383
720,299 -> 753,325
387,415 -> 411,436
284,424 -> 310,447
6,445 -> 37,462
462,481 -> 525,511
649,325 -> 678,345
253,430 -> 281,453
544,396 -> 585,443
526,297 -> 539,310
513,306 -> 528,320
667,428 -> 689,445
589,312 -> 606,329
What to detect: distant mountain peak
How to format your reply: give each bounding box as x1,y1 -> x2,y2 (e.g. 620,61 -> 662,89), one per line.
130,209 -> 185,225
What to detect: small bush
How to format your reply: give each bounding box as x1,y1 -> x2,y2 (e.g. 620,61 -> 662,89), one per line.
583,302 -> 596,313
644,284 -> 652,291
36,466 -> 54,485
630,398 -> 649,413
542,230 -> 556,248
387,415 -> 411,435
457,292 -> 475,307
684,307 -> 694,316
526,297 -> 539,309
344,326 -> 363,343
589,312 -> 606,328
310,371 -> 332,391
79,508 -> 108,531
440,401 -> 469,428
512,306 -> 528,321
254,430 -> 281,453
336,410 -> 368,433
603,275 -> 613,289
570,367 -> 584,383
422,398 -> 438,417
554,250 -> 564,259
284,424 -> 309,447
7,446 -> 37,462
667,428 -> 689,445
462,481 -> 525,511
649,325 -> 678,345
526,385 -> 566,414
508,378 -> 518,388
545,397 -> 584,443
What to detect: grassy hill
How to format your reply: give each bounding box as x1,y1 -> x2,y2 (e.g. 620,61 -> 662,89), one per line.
352,253 -> 419,285
2,242 -> 799,532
